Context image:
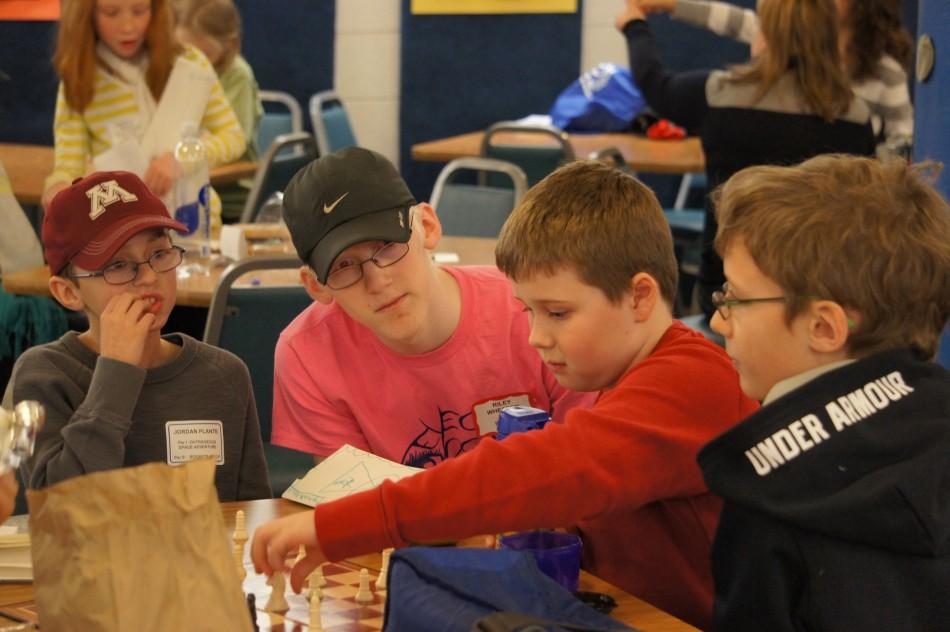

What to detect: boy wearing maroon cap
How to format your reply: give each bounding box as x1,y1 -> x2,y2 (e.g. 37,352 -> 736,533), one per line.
8,171 -> 270,501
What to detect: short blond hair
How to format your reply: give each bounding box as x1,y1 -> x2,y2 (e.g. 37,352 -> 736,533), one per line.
714,154 -> 950,358
496,160 -> 678,306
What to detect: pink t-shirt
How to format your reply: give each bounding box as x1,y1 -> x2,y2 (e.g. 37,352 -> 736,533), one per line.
271,266 -> 596,467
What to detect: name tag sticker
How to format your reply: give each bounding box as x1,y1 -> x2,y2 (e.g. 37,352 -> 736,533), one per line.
165,420 -> 225,465
472,393 -> 532,434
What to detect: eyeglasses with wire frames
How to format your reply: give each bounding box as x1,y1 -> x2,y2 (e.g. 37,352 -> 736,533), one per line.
711,283 -> 786,319
324,240 -> 412,290
67,246 -> 186,285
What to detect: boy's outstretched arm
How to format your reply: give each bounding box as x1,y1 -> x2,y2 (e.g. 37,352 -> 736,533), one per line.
252,511 -> 326,592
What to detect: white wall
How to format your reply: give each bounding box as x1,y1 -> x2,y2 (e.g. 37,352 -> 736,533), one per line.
334,1 -> 401,163
581,0 -> 629,73
333,1 -> 627,160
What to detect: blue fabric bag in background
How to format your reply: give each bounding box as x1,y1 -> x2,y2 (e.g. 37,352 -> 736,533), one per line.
549,63 -> 645,133
382,547 -> 634,632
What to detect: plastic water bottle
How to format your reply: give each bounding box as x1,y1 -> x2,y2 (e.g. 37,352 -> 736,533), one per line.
173,122 -> 211,258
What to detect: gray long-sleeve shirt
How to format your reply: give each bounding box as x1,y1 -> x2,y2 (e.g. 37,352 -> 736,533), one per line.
11,331 -> 271,501
671,0 -> 914,151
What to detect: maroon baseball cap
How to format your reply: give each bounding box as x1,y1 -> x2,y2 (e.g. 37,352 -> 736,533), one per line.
42,171 -> 187,275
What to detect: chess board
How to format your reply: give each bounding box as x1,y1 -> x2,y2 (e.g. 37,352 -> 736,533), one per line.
245,559 -> 387,631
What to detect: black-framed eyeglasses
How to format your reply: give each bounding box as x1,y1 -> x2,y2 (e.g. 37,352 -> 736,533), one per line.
68,246 -> 186,285
325,240 -> 411,290
711,283 -> 786,319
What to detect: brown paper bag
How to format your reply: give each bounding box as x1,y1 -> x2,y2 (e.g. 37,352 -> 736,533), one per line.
27,459 -> 253,631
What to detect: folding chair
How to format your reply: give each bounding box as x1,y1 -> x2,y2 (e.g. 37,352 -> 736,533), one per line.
664,172 -> 707,313
203,256 -> 315,496
309,90 -> 357,156
257,90 -> 304,157
480,121 -> 575,187
430,158 -> 528,237
240,132 -> 318,223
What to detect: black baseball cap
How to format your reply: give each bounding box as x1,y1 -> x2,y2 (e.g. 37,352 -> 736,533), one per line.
282,147 -> 417,284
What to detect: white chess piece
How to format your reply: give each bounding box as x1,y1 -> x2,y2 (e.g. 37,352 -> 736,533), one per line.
265,572 -> 290,613
233,542 -> 247,582
354,568 -> 373,604
375,548 -> 393,591
305,567 -> 323,600
309,589 -> 323,630
233,510 -> 248,546
294,544 -> 306,567
314,563 -> 327,588
232,510 -> 249,582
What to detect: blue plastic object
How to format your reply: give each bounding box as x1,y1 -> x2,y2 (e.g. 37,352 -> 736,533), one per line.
549,63 -> 646,132
497,406 -> 551,440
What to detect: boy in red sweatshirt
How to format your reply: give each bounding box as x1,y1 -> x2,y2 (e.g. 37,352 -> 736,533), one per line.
252,160 -> 757,629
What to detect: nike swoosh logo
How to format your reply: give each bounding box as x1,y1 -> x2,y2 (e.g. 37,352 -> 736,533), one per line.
323,192 -> 348,214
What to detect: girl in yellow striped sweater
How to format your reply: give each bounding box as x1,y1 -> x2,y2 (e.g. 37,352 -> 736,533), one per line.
42,0 -> 246,210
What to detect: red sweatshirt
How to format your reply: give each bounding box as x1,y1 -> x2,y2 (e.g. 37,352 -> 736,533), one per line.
315,322 -> 758,629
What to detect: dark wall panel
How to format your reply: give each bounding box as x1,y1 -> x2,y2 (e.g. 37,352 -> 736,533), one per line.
0,21 -> 59,144
235,0 -> 335,131
912,0 -> 949,365
399,2 -> 584,199
0,2 -> 334,145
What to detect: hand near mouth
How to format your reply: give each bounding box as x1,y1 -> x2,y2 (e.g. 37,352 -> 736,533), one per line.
99,292 -> 160,368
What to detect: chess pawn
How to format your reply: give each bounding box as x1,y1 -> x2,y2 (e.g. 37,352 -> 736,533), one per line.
305,567 -> 322,600
354,568 -> 373,604
375,548 -> 393,591
265,572 -> 290,613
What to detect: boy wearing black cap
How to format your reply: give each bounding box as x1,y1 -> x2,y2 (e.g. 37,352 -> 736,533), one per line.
274,148 -> 594,467
8,171 -> 270,501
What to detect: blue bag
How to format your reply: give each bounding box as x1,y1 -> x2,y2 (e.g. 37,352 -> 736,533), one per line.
382,547 -> 634,632
549,63 -> 646,133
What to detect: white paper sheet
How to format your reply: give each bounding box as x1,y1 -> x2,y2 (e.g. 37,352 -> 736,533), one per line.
0,162 -> 43,275
140,54 -> 215,159
282,445 -> 422,508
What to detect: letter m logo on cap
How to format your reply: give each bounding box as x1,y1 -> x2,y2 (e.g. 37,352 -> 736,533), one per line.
86,180 -> 138,220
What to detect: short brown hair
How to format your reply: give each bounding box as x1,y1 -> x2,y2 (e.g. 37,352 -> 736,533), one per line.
714,154 -> 950,358
496,160 -> 678,306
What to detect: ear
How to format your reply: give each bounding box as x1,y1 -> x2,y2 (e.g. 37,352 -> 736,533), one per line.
804,300 -> 851,354
48,275 -> 85,312
298,266 -> 334,305
415,203 -> 442,250
627,272 -> 660,322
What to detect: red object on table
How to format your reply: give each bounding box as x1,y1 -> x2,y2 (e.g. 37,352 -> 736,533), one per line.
646,119 -> 686,140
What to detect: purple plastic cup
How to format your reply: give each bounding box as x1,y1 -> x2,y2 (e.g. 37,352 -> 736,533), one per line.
499,530 -> 582,592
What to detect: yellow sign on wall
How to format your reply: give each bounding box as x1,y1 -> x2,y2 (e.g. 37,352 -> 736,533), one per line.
0,0 -> 60,21
412,0 -> 577,15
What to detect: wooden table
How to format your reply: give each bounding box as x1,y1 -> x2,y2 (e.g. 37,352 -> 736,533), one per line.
411,130 -> 704,175
0,498 -> 696,630
1,236 -> 500,308
0,143 -> 257,207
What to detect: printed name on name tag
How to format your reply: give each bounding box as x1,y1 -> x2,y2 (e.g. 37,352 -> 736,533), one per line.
472,393 -> 532,434
165,420 -> 225,465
